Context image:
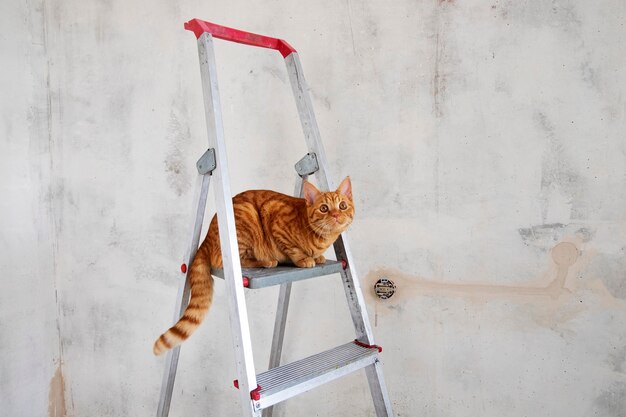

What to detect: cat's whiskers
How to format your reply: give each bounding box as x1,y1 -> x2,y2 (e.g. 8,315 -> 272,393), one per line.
306,221 -> 325,238
318,218 -> 337,235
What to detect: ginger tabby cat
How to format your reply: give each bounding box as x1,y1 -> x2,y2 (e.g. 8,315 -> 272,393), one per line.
153,177 -> 354,355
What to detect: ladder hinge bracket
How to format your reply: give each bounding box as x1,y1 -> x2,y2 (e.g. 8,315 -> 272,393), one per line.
196,148 -> 216,175
294,152 -> 319,177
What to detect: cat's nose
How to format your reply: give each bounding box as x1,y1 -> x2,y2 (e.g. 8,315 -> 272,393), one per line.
331,211 -> 340,219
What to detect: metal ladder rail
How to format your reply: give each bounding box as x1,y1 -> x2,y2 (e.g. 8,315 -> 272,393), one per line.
196,31 -> 260,417
283,37 -> 395,417
156,168 -> 212,417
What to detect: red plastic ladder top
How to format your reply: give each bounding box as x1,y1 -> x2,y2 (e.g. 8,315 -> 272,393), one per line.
184,19 -> 297,58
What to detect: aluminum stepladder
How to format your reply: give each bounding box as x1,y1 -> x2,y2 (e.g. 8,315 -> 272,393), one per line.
156,19 -> 394,417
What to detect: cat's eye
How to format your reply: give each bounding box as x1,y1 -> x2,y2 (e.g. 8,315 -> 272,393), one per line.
339,201 -> 348,210
319,204 -> 329,213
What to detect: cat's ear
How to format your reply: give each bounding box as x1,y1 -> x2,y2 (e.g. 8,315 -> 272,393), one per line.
336,176 -> 352,200
303,180 -> 321,206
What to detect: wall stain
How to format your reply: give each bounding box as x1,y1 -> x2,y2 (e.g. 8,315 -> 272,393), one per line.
534,111 -> 587,222
366,240 -> 626,321
518,222 -> 566,245
584,251 -> 626,301
608,345 -> 626,374
48,364 -> 66,417
431,0 -> 459,119
518,222 -> 596,249
496,0 -> 582,33
366,242 -> 579,306
594,381 -> 626,417
261,65 -> 287,83
432,32 -> 445,118
580,59 -> 600,92
312,90 -> 332,110
164,110 -> 191,196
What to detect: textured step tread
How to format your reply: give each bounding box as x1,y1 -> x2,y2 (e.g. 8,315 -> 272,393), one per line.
212,260 -> 344,289
251,341 -> 380,408
259,341 -> 378,394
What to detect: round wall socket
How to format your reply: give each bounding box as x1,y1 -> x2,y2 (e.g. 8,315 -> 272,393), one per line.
374,277 -> 396,300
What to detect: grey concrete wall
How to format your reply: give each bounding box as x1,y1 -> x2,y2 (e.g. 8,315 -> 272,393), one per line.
1,1 -> 65,416
2,0 -> 625,416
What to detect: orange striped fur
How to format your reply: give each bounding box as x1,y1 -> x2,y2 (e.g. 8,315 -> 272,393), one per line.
153,177 -> 354,355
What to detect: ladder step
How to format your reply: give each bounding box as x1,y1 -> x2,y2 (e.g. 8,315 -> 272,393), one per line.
237,341 -> 380,409
212,260 -> 345,289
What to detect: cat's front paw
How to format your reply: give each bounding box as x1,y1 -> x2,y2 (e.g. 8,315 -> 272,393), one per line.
314,255 -> 326,264
294,257 -> 316,268
261,260 -> 279,268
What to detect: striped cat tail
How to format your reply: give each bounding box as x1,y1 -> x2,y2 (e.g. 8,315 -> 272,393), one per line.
153,243 -> 214,355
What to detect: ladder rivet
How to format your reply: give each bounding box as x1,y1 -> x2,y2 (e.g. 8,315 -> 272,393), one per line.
341,259 -> 348,269
242,276 -> 250,287
181,263 -> 187,273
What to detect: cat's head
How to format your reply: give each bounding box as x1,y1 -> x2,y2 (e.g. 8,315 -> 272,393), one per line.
302,176 -> 354,235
